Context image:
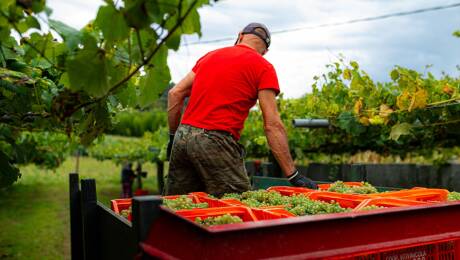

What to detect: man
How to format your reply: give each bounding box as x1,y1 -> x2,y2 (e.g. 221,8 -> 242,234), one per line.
166,23 -> 317,197
121,162 -> 135,198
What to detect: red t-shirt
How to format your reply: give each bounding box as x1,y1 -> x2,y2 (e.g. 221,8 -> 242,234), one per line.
181,44 -> 280,140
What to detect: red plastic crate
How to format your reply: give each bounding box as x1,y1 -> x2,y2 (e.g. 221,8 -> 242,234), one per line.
134,189 -> 149,196
338,239 -> 459,259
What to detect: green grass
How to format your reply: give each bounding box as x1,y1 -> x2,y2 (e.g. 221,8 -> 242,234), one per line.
0,157 -> 159,259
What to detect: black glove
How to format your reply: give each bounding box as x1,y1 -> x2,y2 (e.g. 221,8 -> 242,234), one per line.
166,133 -> 175,160
288,170 -> 318,189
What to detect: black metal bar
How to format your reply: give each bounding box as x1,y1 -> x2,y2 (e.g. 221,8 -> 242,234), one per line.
157,162 -> 164,194
292,119 -> 330,128
132,196 -> 163,243
69,173 -> 83,260
80,179 -> 98,260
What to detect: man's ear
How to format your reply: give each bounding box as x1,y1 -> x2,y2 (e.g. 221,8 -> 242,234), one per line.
235,32 -> 243,45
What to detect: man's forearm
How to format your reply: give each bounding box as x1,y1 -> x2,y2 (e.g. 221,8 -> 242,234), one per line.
264,122 -> 296,177
167,72 -> 195,133
167,93 -> 184,133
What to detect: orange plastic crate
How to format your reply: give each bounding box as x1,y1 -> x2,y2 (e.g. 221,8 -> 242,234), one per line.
163,194 -> 202,204
194,195 -> 235,208
174,206 -> 259,222
307,191 -> 369,209
220,198 -> 246,206
267,186 -> 314,196
368,188 -> 449,202
318,182 -> 364,190
110,198 -> 132,220
251,207 -> 295,220
353,198 -> 431,211
255,206 -> 296,218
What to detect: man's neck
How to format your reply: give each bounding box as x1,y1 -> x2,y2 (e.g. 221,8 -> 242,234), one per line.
239,43 -> 257,51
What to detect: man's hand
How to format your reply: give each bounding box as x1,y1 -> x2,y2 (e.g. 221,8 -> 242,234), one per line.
166,133 -> 175,160
288,170 -> 318,189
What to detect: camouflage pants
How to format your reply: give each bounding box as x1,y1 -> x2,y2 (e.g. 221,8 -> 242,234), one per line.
165,124 -> 251,197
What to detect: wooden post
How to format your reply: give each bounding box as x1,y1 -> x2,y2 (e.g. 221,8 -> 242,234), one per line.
69,173 -> 83,260
80,179 -> 98,260
157,161 -> 164,194
132,196 -> 163,243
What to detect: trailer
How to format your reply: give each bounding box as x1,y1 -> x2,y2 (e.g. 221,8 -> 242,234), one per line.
69,173 -> 460,259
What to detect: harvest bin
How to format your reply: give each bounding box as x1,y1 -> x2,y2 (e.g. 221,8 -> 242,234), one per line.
70,173 -> 460,260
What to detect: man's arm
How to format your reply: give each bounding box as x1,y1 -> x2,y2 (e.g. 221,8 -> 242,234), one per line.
258,90 -> 318,189
167,71 -> 195,133
258,89 -> 295,177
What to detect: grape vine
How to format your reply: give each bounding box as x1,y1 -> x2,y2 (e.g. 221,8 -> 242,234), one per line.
0,0 -> 213,187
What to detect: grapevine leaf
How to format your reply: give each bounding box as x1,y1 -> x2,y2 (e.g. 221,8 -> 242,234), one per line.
0,0 -> 15,11
390,69 -> 399,81
166,30 -> 182,51
17,16 -> 41,33
179,9 -> 202,36
343,69 -> 352,80
350,61 -> 359,70
49,19 -> 82,50
138,45 -> 171,107
409,89 -> 428,111
95,5 -> 130,44
138,65 -> 171,107
389,123 -> 412,141
116,80 -> 138,107
65,46 -> 110,97
123,0 -> 151,29
337,112 -> 366,136
368,115 -> 384,125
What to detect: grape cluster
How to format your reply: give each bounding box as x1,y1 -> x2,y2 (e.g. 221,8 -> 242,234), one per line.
286,194 -> 350,216
359,205 -> 386,211
448,191 -> 460,201
239,190 -> 290,208
221,193 -> 242,200
120,206 -> 131,219
327,181 -> 378,194
195,214 -> 243,226
163,196 -> 208,210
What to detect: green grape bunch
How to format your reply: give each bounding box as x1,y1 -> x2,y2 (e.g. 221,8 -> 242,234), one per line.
239,190 -> 290,207
327,181 -> 378,194
448,191 -> 460,201
119,206 -> 131,219
163,196 -> 208,211
359,205 -> 386,211
195,214 -> 243,226
286,194 -> 350,216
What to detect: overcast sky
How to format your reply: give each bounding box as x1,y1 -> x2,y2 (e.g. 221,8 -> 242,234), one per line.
47,0 -> 460,98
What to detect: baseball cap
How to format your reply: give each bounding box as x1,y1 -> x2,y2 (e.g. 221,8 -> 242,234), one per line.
237,22 -> 271,48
